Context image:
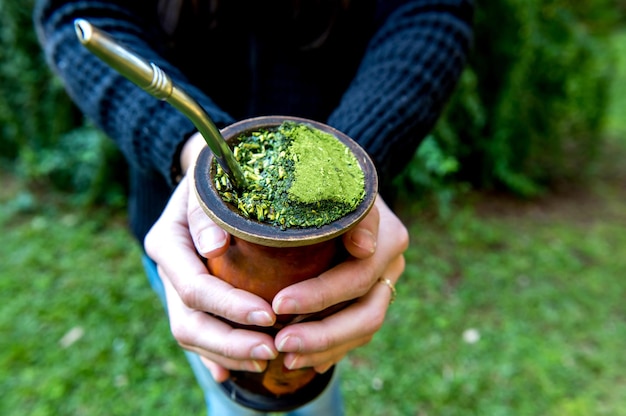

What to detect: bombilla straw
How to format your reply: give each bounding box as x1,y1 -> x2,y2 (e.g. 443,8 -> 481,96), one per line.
73,18 -> 247,189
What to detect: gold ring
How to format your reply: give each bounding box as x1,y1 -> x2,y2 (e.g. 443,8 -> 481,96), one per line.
377,277 -> 397,305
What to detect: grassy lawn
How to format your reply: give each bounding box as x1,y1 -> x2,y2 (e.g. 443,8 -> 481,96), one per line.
344,178 -> 626,415
0,183 -> 205,415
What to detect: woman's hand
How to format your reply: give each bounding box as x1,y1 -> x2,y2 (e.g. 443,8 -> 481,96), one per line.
272,196 -> 408,373
145,132 -> 409,381
145,133 -> 279,382
145,170 -> 281,382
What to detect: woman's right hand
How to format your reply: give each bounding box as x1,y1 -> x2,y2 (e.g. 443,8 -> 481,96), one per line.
144,133 -> 280,382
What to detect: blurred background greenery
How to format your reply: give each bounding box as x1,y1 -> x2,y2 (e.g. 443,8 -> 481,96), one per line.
2,1 -> 626,415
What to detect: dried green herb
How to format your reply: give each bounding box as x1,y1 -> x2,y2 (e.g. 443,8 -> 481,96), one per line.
214,121 -> 365,229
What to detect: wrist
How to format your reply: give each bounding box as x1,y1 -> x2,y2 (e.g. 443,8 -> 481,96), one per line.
180,132 -> 207,173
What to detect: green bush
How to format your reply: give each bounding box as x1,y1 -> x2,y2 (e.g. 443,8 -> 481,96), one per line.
0,0 -> 125,207
0,1 -> 77,164
397,0 -> 618,200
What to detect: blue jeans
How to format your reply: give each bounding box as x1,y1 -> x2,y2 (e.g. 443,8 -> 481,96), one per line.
142,255 -> 345,416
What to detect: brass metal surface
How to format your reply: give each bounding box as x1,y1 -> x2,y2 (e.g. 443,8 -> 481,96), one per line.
74,18 -> 246,188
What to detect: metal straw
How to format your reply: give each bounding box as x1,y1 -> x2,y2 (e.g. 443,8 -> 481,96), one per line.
74,18 -> 246,189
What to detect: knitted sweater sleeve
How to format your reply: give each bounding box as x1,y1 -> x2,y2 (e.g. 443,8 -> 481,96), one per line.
327,0 -> 474,184
33,0 -> 235,186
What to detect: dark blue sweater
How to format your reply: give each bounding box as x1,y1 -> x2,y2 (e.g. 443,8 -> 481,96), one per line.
34,0 -> 473,241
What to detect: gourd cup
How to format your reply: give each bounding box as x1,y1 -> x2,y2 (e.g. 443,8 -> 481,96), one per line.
194,115 -> 378,411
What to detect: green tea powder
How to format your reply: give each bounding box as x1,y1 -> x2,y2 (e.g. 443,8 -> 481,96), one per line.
214,121 -> 365,229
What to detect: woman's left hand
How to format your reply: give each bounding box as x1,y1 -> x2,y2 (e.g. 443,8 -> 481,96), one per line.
272,195 -> 409,373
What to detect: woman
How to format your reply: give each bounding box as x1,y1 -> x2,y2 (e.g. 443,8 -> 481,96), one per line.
34,0 -> 474,414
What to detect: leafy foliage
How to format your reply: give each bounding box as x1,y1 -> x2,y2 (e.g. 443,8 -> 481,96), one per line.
0,0 -> 125,206
396,0 -> 618,202
0,1 -> 76,161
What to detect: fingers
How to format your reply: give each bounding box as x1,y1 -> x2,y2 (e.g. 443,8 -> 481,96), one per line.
186,159 -> 230,258
144,176 -> 203,280
271,195 -> 408,371
145,176 -> 275,327
145,178 -> 409,382
273,195 -> 409,315
199,357 -> 230,383
275,255 -> 405,370
160,266 -> 278,381
199,356 -> 230,383
144,175 -> 278,380
172,269 -> 276,326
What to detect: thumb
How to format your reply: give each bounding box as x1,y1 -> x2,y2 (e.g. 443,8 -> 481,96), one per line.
187,164 -> 230,258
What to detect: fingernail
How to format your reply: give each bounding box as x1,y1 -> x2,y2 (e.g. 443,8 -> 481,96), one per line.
251,344 -> 277,360
274,297 -> 299,315
248,360 -> 265,373
277,335 -> 302,353
247,311 -> 274,326
350,228 -> 376,254
285,355 -> 300,370
197,225 -> 227,254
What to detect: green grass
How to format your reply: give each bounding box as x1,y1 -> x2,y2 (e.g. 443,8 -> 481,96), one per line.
342,187 -> 626,415
0,186 -> 205,415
